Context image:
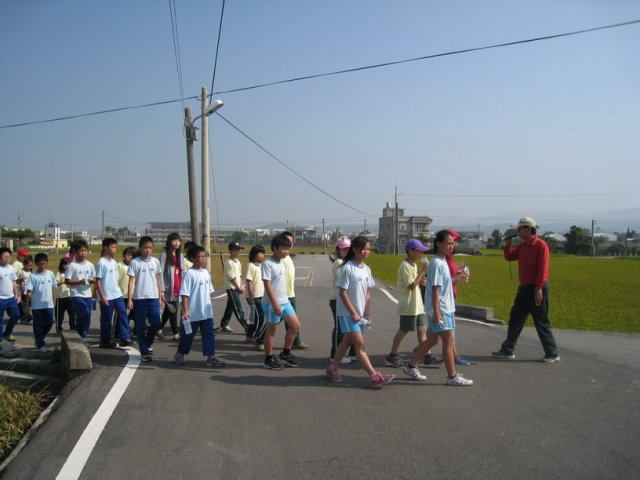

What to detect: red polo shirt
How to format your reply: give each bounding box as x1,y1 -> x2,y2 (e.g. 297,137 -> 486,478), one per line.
504,236 -> 549,289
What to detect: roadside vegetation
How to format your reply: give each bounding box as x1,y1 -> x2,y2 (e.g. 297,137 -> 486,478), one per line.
367,250 -> 640,333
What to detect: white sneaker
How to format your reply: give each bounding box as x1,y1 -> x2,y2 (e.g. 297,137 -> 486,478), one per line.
402,365 -> 426,381
446,373 -> 473,386
38,346 -> 50,354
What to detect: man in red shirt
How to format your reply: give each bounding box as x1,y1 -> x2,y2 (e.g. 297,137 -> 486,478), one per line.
492,217 -> 560,363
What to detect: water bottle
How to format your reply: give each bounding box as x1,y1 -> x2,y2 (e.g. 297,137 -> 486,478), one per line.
361,318 -> 372,330
183,316 -> 192,335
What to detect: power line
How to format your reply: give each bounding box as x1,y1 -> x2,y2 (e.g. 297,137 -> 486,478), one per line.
168,0 -> 186,110
3,18 -> 638,130
400,192 -> 639,198
210,0 -> 226,94
211,18 -> 640,96
215,112 -> 376,217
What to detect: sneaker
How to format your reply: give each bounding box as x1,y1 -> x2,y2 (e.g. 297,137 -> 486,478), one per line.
99,341 -> 118,349
423,354 -> 442,368
38,345 -> 50,354
292,341 -> 309,350
263,356 -> 284,371
326,363 -> 343,382
172,334 -> 180,341
455,357 -> 472,366
402,364 -> 426,381
255,342 -> 265,351
220,326 -> 234,334
347,355 -> 358,362
3,335 -> 16,344
205,355 -> 226,367
541,354 -> 560,363
446,373 -> 473,386
140,354 -> 153,362
385,353 -> 404,368
147,346 -> 154,354
370,372 -> 395,387
119,338 -> 133,347
155,331 -> 164,340
174,352 -> 185,366
214,326 -> 222,333
491,350 -> 515,359
330,356 -> 352,364
278,352 -> 299,367
0,345 -> 18,358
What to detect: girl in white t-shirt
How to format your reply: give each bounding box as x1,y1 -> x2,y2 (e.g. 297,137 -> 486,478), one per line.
326,236 -> 394,388
245,245 -> 266,349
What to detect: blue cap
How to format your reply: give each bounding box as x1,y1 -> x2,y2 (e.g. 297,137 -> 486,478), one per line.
405,239 -> 430,251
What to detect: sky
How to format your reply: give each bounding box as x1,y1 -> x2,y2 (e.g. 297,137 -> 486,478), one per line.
1,0 -> 639,236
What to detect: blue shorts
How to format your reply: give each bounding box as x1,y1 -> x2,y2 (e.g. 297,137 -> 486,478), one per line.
264,301 -> 296,324
337,315 -> 365,334
428,311 -> 456,333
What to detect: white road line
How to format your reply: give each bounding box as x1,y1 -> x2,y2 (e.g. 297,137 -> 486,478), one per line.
56,348 -> 141,480
378,287 -> 399,304
304,266 -> 315,287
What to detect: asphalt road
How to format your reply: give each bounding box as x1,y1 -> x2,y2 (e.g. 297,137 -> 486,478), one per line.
4,254 -> 639,479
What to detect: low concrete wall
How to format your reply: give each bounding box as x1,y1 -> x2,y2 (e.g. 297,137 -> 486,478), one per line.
456,304 -> 504,325
60,331 -> 92,375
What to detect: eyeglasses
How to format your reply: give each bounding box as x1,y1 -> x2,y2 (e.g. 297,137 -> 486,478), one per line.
517,226 -> 530,231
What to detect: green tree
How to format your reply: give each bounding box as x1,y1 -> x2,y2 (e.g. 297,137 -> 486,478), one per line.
231,230 -> 248,244
1,228 -> 35,246
564,225 -> 591,256
488,229 -> 503,249
541,232 -> 559,251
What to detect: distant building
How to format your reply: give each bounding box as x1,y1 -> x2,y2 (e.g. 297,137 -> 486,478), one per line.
377,202 -> 432,254
145,222 -> 197,241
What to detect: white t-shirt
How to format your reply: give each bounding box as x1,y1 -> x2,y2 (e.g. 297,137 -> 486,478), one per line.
245,262 -> 264,298
0,264 -> 17,299
223,257 -> 243,290
425,256 -> 455,315
329,258 -> 343,301
95,257 -> 123,301
282,255 -> 295,298
336,260 -> 375,317
65,260 -> 95,298
261,257 -> 287,305
180,268 -> 214,322
127,256 -> 163,300
27,270 -> 56,309
396,260 -> 425,316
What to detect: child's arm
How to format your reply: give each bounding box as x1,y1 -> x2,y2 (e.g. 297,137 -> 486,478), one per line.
94,277 -> 108,306
339,288 -> 360,322
246,278 -> 254,304
156,271 -> 164,308
181,295 -> 190,320
263,280 -> 281,316
127,276 -> 134,310
364,288 -> 371,321
13,280 -> 20,304
431,286 -> 442,324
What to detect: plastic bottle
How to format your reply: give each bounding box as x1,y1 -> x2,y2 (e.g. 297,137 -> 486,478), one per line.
183,316 -> 192,335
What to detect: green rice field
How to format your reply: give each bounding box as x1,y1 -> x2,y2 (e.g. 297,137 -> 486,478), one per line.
366,251 -> 640,333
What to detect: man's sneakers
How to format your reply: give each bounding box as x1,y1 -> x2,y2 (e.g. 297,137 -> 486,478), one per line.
278,352 -> 299,367
206,355 -> 226,368
370,372 -> 395,388
491,350 -> 515,359
263,356 -> 284,371
541,354 -> 560,363
326,363 -> 343,382
385,353 -> 404,368
402,364 -> 427,381
446,373 -> 473,386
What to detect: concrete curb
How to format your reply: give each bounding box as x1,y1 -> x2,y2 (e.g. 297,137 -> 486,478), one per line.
455,304 -> 504,325
60,331 -> 93,374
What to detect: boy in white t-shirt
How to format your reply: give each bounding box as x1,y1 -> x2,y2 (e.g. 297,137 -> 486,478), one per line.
261,235 -> 301,371
64,240 -> 96,340
127,236 -> 164,362
217,242 -> 247,334
26,253 -> 56,353
174,245 -> 225,368
0,247 -> 20,356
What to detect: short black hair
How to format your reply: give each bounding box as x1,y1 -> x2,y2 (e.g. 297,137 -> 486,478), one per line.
187,244 -> 205,261
34,252 -> 48,263
75,239 -> 89,251
271,235 -> 292,251
0,247 -> 11,256
139,236 -> 154,247
249,245 -> 265,262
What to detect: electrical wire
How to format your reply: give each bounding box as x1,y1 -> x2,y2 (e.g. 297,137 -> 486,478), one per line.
215,112 -> 376,217
210,0 -> 226,95
168,0 -> 186,110
400,192 -> 639,198
3,18 -> 638,130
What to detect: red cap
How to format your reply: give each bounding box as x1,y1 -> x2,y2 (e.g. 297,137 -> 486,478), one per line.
17,248 -> 29,256
448,229 -> 460,240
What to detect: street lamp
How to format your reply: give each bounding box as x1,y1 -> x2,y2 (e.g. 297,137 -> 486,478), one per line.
183,86 -> 223,272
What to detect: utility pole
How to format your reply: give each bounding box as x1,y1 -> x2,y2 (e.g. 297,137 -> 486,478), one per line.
322,218 -> 326,254
184,107 -> 200,243
201,86 -> 212,272
101,210 -> 105,240
591,219 -> 595,257
394,186 -> 399,255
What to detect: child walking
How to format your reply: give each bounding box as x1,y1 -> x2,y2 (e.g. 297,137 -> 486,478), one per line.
245,244 -> 266,349
127,236 -> 164,362
95,238 -> 132,348
174,245 -> 225,368
217,242 -> 247,334
402,230 -> 473,386
26,253 -> 56,353
326,236 -> 395,388
329,236 -> 356,363
0,247 -> 20,357
55,257 -> 75,333
261,235 -> 301,370
158,232 -> 186,341
64,240 -> 96,341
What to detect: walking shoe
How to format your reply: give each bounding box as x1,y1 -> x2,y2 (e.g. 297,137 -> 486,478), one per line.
119,338 -> 133,347
205,355 -> 226,368
292,341 -> 310,350
3,335 -> 16,344
155,331 -> 164,340
0,344 -> 18,358
278,352 -> 299,367
446,373 -> 473,386
491,350 -> 515,359
38,346 -> 51,354
99,341 -> 118,349
402,364 -> 427,381
541,354 -> 560,363
255,342 -> 265,351
140,354 -> 153,362
370,372 -> 395,387
147,346 -> 154,354
347,355 -> 358,362
326,363 -> 343,382
385,353 -> 404,368
331,356 -> 352,364
174,352 -> 185,366
263,356 -> 284,371
220,326 -> 234,333
423,354 -> 442,368
172,334 -> 180,341
214,326 -> 222,333
455,357 -> 472,366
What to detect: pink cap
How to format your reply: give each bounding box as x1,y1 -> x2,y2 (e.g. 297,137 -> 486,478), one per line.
336,236 -> 351,249
448,229 -> 461,240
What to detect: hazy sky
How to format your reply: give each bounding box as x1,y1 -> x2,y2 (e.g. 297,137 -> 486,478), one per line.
1,0 -> 639,235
